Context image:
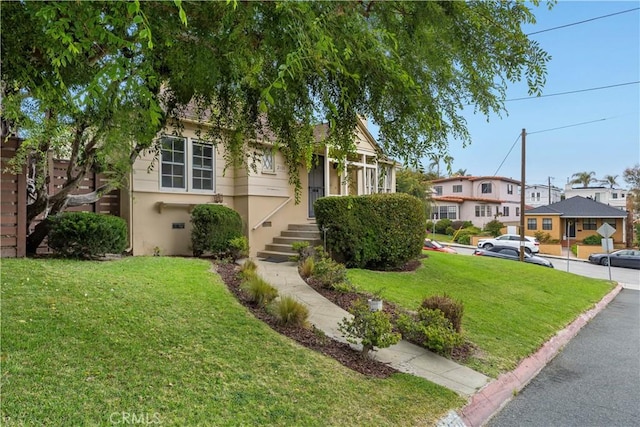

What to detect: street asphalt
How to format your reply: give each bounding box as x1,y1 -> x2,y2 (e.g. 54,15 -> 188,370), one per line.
487,288 -> 640,427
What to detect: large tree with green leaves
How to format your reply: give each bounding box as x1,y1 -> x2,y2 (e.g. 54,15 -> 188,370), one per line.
1,0 -> 552,253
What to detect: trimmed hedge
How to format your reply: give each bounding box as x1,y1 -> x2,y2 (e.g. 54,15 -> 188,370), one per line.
191,204 -> 243,257
314,193 -> 425,270
47,212 -> 128,259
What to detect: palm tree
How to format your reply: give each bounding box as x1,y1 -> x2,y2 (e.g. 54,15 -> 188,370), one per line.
600,174 -> 619,188
452,168 -> 468,177
569,171 -> 596,188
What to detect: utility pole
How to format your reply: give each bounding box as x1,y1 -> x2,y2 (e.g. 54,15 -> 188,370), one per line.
519,129 -> 526,262
548,176 -> 555,204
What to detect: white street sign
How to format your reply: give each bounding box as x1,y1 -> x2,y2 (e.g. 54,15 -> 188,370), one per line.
597,223 -> 616,238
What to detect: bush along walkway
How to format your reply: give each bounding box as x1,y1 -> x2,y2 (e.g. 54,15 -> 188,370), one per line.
253,259 -> 490,397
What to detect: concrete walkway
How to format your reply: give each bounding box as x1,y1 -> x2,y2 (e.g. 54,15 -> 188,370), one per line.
254,259 -> 490,397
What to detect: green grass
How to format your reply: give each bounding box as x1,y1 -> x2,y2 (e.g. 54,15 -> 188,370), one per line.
1,257 -> 464,426
348,252 -> 615,377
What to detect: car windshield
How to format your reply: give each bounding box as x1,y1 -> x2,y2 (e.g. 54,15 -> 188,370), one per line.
431,241 -> 444,249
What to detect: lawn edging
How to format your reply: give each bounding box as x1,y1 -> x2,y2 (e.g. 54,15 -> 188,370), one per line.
458,283 -> 623,427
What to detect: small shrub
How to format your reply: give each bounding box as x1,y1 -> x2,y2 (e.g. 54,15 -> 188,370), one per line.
421,294 -> 464,333
332,281 -> 356,293
582,234 -> 602,245
434,218 -> 453,234
397,308 -> 463,356
338,299 -> 401,357
425,220 -> 435,233
239,259 -> 258,279
571,244 -> 578,256
291,241 -> 312,262
47,212 -> 127,259
191,204 -> 242,257
312,256 -> 348,288
445,226 -> 454,236
299,256 -> 315,278
457,234 -> 471,245
534,231 -> 553,243
228,236 -> 249,261
483,219 -> 504,237
270,296 -> 309,327
241,275 -> 278,306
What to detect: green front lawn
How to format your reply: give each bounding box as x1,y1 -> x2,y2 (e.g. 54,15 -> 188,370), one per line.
348,252 -> 615,377
1,257 -> 463,426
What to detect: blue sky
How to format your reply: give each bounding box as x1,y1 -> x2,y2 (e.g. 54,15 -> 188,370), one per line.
374,1 -> 640,189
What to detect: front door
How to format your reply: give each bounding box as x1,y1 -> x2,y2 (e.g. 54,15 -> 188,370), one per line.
308,155 -> 325,218
566,219 -> 576,239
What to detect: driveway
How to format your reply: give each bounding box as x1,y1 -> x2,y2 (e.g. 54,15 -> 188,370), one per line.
487,288 -> 640,427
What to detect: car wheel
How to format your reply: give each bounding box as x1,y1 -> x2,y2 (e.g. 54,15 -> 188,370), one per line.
600,258 -> 609,266
524,247 -> 532,255
482,243 -> 493,250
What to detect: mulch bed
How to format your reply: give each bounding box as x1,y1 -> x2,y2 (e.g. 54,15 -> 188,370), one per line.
215,262 -> 398,378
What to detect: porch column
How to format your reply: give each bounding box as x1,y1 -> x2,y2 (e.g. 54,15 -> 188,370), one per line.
324,145 -> 330,196
622,217 -> 627,244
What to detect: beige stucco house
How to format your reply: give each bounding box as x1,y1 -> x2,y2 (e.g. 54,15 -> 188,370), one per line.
122,116 -> 396,257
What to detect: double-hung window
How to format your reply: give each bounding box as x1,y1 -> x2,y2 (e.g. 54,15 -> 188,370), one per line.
160,136 -> 215,192
481,183 -> 492,194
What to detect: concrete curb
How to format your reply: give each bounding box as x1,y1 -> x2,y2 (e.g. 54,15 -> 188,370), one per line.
457,283 -> 623,427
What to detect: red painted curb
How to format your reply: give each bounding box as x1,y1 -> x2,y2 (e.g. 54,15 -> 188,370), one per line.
459,283 -> 623,427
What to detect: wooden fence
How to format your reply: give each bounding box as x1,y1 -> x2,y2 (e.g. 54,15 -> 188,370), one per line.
1,137 -> 121,257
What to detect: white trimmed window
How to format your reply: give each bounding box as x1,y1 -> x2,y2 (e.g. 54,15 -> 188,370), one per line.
160,136 -> 215,192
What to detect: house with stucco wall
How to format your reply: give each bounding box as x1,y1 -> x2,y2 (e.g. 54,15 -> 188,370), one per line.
525,196 -> 628,245
122,116 -> 396,258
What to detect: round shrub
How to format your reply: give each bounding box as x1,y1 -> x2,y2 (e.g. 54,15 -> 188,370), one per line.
483,219 -> 504,237
434,218 -> 452,234
191,204 -> 243,257
47,212 -> 127,259
314,193 -> 425,270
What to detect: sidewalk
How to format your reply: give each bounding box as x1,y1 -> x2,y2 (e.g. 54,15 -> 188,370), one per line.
254,259 -> 490,397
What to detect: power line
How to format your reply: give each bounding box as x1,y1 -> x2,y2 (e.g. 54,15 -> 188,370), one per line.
527,117 -> 614,135
506,81 -> 640,102
493,116 -> 618,175
527,7 -> 640,36
493,134 -> 522,176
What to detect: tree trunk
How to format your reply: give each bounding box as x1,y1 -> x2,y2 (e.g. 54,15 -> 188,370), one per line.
26,218 -> 51,255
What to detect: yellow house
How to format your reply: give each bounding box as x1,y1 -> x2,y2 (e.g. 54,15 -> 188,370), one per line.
524,196 -> 628,245
122,116 -> 397,257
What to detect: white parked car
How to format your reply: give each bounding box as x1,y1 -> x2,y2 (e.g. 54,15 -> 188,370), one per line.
477,234 -> 540,254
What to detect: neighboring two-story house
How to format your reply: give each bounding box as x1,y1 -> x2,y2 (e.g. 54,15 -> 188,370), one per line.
431,176 -> 521,228
563,184 -> 628,211
123,116 -> 396,258
525,184 -> 563,208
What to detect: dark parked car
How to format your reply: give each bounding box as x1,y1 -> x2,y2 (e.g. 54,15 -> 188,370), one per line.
473,245 -> 554,268
588,249 -> 640,269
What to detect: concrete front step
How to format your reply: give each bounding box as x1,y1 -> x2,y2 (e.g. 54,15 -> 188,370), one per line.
256,250 -> 293,261
265,243 -> 298,254
273,236 -> 322,245
281,230 -> 321,239
288,223 -> 320,232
